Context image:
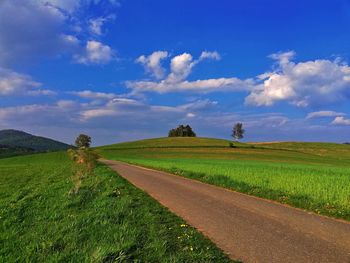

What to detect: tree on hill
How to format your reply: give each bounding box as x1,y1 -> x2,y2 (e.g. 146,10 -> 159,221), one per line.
168,125 -> 196,137
75,134 -> 91,148
232,123 -> 244,141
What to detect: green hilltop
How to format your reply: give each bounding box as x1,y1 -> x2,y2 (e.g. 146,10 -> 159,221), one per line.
99,137 -> 350,165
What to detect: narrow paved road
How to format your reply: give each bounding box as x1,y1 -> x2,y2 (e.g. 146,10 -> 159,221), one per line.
101,159 -> 350,263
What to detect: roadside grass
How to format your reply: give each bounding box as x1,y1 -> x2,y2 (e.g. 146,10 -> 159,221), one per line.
98,137 -> 350,221
0,152 -> 231,262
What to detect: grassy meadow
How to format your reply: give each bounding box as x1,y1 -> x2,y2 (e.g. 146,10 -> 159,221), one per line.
0,152 -> 231,262
99,137 -> 350,221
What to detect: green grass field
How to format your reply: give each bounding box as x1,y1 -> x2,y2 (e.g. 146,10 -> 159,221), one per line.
0,152 -> 231,262
99,137 -> 350,221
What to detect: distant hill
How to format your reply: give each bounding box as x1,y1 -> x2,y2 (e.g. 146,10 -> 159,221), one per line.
0,129 -> 72,157
0,144 -> 35,159
99,137 -> 350,161
100,137 -> 232,149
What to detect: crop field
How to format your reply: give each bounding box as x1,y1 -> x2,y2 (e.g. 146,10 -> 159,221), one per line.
0,152 -> 230,262
99,137 -> 350,221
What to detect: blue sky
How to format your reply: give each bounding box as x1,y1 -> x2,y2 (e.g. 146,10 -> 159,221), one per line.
1,0 -> 350,145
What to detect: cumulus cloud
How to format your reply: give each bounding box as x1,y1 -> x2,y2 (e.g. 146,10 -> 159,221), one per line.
74,40 -> 113,65
306,111 -> 345,119
130,50 -> 350,106
268,50 -> 296,66
0,68 -> 55,96
167,53 -> 196,82
246,51 -> 350,107
331,116 -> 350,125
129,51 -> 253,93
136,51 -> 169,79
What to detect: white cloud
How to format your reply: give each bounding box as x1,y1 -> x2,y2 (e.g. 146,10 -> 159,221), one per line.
56,100 -> 78,109
60,34 -> 80,46
180,99 -> 218,111
167,53 -> 196,82
70,90 -> 118,100
199,51 -> 221,61
79,97 -> 174,120
111,98 -> 139,104
0,0 -> 67,66
89,15 -> 115,35
38,0 -> 80,13
331,116 -> 350,125
129,51 -> 252,93
246,51 -> 350,107
27,89 -> 57,96
80,108 -> 118,119
248,115 -> 289,128
3,97 -> 349,145
74,40 -> 113,65
186,113 -> 196,118
130,50 -> 350,107
89,17 -> 106,35
0,100 -> 189,145
0,103 -> 76,126
0,96 -> 214,131
135,50 -> 222,82
0,0 -> 117,67
136,51 -> 168,79
0,68 -> 55,96
268,50 -> 296,66
306,111 -> 345,119
127,77 -> 252,93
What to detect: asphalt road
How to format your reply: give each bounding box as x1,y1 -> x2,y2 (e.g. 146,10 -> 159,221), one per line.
101,159 -> 350,263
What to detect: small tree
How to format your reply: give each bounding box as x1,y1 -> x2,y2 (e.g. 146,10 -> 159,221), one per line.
232,123 -> 244,141
75,134 -> 91,148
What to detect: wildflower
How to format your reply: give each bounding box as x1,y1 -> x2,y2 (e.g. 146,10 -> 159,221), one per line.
180,224 -> 187,227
